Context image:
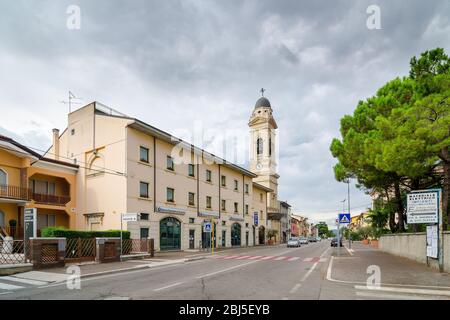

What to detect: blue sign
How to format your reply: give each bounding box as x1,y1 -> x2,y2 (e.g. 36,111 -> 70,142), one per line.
253,212 -> 259,226
338,213 -> 351,224
203,222 -> 212,233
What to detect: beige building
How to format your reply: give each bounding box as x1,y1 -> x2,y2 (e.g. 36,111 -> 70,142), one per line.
0,135 -> 78,240
47,100 -> 280,251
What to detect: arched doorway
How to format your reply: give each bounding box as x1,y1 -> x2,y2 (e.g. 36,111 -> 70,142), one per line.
231,223 -> 241,246
0,169 -> 7,186
160,217 -> 181,251
259,226 -> 265,245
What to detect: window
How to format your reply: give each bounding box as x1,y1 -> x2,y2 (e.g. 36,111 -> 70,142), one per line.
234,202 -> 238,213
189,218 -> 195,224
188,164 -> 195,177
257,138 -> 263,155
245,204 -> 249,215
260,193 -> 263,202
188,192 -> 195,206
48,182 -> 56,195
222,221 -> 226,226
167,188 -> 174,202
140,213 -> 149,221
269,137 -> 272,156
71,129 -> 75,135
0,169 -> 6,186
234,180 -> 238,191
260,210 -> 263,220
246,223 -> 249,228
245,184 -> 249,194
140,228 -> 149,239
206,170 -> 212,182
140,146 -> 149,163
166,156 -> 174,171
221,199 -> 226,211
140,182 -> 149,198
221,175 -> 226,187
206,196 -> 212,209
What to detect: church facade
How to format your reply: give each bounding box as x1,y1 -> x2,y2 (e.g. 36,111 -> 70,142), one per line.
46,94 -> 290,250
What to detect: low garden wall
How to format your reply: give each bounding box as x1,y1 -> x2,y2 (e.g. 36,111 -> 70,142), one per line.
379,231 -> 450,272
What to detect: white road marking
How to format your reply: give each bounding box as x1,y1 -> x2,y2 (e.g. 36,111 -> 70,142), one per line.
303,258 -> 313,262
301,247 -> 330,283
248,256 -> 263,260
1,276 -> 48,286
354,285 -> 450,297
355,291 -> 434,300
344,246 -> 354,256
223,255 -> 239,260
236,255 -> 251,260
274,256 -> 287,261
196,261 -> 257,279
260,256 -> 275,260
281,297 -> 289,300
153,282 -> 184,292
0,282 -> 24,290
289,283 -> 302,294
0,291 -> 13,295
287,257 -> 300,262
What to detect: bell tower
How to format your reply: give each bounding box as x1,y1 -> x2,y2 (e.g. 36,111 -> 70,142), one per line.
249,89 -> 279,213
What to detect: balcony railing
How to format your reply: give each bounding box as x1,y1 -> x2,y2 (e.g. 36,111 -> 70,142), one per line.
0,184 -> 30,201
31,193 -> 71,206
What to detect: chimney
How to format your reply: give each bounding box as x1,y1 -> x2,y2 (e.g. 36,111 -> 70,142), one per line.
52,128 -> 60,160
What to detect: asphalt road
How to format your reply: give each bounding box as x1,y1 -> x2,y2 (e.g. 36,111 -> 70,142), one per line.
1,241 -> 331,300
3,240 -> 450,300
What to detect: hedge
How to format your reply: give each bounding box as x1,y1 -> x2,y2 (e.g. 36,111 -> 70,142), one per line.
41,227 -> 130,239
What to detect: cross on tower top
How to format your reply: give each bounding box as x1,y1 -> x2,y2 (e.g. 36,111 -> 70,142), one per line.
260,88 -> 265,97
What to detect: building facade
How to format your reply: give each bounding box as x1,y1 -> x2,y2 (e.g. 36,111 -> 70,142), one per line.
47,101 -> 278,251
0,135 -> 78,240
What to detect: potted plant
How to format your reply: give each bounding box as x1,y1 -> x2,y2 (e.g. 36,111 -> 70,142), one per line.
266,229 -> 278,245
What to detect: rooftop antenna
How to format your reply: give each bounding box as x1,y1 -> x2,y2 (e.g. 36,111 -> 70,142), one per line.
60,91 -> 83,113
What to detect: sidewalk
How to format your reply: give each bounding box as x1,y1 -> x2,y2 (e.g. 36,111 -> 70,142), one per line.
328,242 -> 450,288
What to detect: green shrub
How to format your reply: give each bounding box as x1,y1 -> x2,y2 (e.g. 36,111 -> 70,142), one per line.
41,227 -> 130,239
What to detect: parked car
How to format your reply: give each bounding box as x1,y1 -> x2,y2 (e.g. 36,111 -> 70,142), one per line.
299,237 -> 309,244
308,237 -> 317,242
287,237 -> 301,248
316,237 -> 322,242
330,238 -> 342,247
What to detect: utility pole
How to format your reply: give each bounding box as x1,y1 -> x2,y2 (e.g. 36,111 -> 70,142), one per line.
347,179 -> 351,249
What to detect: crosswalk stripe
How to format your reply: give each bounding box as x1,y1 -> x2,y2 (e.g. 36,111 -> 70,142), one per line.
274,256 -> 287,261
223,255 -> 239,260
1,276 -> 48,286
259,256 -> 275,260
303,257 -> 313,262
287,257 -> 300,261
0,282 -> 24,290
236,255 -> 251,260
248,256 -> 263,260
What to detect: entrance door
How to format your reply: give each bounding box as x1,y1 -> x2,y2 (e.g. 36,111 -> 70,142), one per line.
222,230 -> 226,247
160,217 -> 181,250
259,226 -> 265,245
252,226 -> 255,246
231,223 -> 241,246
189,229 -> 195,249
202,222 -> 216,249
246,231 -> 249,247
0,210 -> 4,227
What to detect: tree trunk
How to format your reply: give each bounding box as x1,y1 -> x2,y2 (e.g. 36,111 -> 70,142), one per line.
386,189 -> 397,232
411,178 -> 420,232
440,147 -> 450,231
394,180 -> 406,232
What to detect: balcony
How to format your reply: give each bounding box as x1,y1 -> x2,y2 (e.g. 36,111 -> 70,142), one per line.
0,184 -> 30,201
31,193 -> 71,206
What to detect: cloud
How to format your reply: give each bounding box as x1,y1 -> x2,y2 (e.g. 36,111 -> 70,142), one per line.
0,0 -> 448,228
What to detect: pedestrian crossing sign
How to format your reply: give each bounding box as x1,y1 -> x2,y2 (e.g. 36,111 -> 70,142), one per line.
338,213 -> 351,224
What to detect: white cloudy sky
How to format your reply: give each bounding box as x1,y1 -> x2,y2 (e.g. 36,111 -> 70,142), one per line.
0,0 -> 449,227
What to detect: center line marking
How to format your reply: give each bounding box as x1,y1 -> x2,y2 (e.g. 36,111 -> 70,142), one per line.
153,282 -> 184,292
289,283 -> 302,294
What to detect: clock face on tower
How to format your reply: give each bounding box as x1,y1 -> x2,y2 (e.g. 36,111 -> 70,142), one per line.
256,163 -> 262,170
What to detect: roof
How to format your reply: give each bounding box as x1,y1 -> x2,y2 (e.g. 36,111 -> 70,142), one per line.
0,135 -> 79,170
255,97 -> 272,109
252,182 -> 273,193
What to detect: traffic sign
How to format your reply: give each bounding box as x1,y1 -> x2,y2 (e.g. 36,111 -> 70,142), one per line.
338,213 -> 351,224
203,222 -> 212,233
122,213 -> 138,222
